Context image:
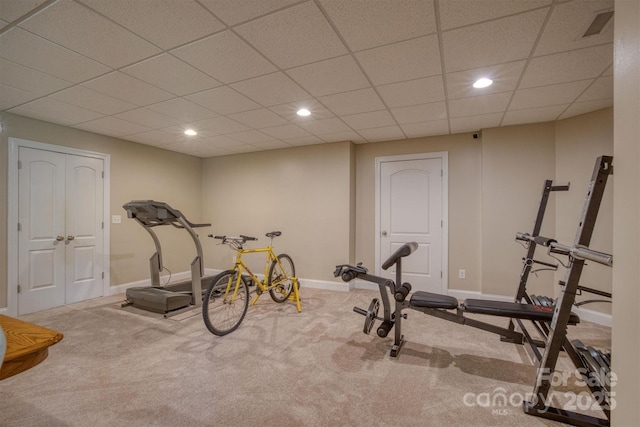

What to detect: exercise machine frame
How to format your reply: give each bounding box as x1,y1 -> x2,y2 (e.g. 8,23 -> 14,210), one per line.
122,200 -> 212,316
335,155 -> 613,427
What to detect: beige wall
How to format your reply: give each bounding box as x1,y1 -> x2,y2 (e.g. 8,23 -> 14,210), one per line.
201,141 -> 354,284
481,123 -> 556,297
555,108 -> 614,313
612,0 -> 640,424
0,112 -> 203,309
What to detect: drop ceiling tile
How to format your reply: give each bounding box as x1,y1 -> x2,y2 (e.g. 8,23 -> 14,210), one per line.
1,0 -> 49,22
125,130 -> 183,146
298,117 -> 351,135
190,115 -> 251,134
73,116 -> 152,136
442,9 -> 547,73
502,105 -> 568,126
200,135 -> 243,148
185,86 -> 260,115
269,99 -> 335,122
79,0 -> 225,50
228,108 -> 289,128
0,83 -> 40,110
199,0 -> 300,26
114,107 -> 183,128
319,0 -> 436,51
449,92 -> 512,118
400,120 -> 450,138
377,76 -> 445,108
172,31 -> 277,84
0,18 -> 8,31
446,61 -> 526,100
450,112 -> 503,134
520,44 -> 613,88
20,0 -> 161,68
319,88 -> 385,116
286,55 -> 370,97
146,98 -> 218,122
356,35 -> 441,85
510,80 -> 591,110
283,135 -> 326,146
438,0 -> 551,30
222,143 -> 262,154
0,27 -> 110,82
49,86 -> 137,115
122,54 -> 222,96
577,76 -> 613,102
231,72 -> 310,106
391,102 -> 447,124
358,125 -> 405,142
559,98 -> 612,120
320,130 -> 364,143
0,58 -> 72,95
82,72 -> 174,106
342,110 -> 396,130
235,2 -> 347,69
250,140 -> 292,150
9,97 -> 104,125
534,0 -> 614,56
227,130 -> 276,143
261,124 -> 311,139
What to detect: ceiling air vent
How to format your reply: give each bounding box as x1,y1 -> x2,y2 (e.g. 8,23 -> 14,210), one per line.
582,10 -> 614,38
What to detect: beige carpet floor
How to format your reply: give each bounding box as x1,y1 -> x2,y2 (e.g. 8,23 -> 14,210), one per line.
0,288 -> 611,427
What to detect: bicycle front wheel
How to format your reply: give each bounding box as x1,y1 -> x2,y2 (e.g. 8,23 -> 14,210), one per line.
268,254 -> 295,303
202,270 -> 249,336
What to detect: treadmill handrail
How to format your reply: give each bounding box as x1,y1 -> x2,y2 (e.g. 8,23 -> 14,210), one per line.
123,200 -> 211,228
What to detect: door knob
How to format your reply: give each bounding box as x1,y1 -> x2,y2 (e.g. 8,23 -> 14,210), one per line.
56,236 -> 65,241
67,235 -> 75,241
381,230 -> 388,237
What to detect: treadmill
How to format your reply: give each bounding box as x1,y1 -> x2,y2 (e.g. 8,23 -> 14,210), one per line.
122,200 -> 212,315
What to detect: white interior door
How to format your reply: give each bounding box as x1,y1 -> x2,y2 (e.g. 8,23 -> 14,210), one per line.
379,156 -> 445,293
18,147 -> 104,314
18,148 -> 67,314
65,155 -> 104,304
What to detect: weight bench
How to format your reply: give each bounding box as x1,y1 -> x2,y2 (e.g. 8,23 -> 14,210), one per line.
409,291 -> 579,324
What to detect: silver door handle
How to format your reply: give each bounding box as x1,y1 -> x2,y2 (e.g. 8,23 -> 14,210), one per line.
67,235 -> 75,241
56,235 -> 65,241
381,231 -> 388,237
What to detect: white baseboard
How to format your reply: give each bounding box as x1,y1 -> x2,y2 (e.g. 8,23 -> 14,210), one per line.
108,270 -> 351,295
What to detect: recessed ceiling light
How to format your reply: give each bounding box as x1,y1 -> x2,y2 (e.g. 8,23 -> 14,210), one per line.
297,108 -> 311,117
184,129 -> 197,136
473,78 -> 493,89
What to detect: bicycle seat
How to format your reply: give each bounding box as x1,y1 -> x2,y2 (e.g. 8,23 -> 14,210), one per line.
266,231 -> 281,238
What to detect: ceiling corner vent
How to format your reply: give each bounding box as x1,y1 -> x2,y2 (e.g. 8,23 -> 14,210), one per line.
582,10 -> 614,38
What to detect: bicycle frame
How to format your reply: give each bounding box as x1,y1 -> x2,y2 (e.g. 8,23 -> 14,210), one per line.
216,235 -> 292,305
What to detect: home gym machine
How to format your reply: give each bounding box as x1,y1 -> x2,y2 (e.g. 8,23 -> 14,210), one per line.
334,156 -> 613,427
121,200 -> 213,316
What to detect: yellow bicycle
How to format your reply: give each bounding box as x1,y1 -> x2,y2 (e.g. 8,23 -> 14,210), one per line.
202,231 -> 296,336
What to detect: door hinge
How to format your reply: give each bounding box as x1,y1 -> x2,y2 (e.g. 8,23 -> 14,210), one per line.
441,220 -> 443,227
18,160 -> 22,169
102,221 -> 104,229
101,171 -> 104,178
17,222 -> 21,231
102,272 -> 104,279
440,271 -> 443,278
441,169 -> 443,177
17,284 -> 21,294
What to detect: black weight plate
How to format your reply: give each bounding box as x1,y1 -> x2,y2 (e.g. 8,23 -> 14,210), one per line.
363,298 -> 380,335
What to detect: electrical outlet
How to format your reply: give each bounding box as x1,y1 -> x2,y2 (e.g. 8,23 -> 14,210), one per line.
112,215 -> 121,224
459,269 -> 466,279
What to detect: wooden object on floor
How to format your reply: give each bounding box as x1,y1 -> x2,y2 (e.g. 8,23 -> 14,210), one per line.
0,314 -> 63,380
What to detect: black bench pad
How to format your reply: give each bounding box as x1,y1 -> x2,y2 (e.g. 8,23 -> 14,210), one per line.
410,291 -> 458,309
462,299 -> 580,324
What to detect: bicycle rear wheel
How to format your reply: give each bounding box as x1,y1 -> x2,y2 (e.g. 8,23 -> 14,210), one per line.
268,254 -> 295,303
203,270 -> 249,336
